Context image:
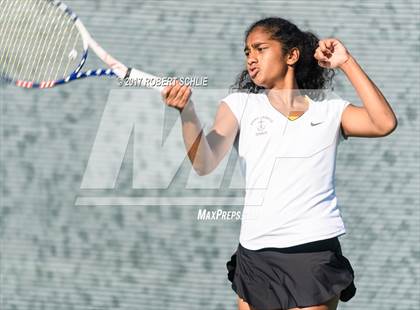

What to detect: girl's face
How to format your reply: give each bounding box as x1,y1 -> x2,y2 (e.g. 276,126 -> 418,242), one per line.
244,28 -> 289,89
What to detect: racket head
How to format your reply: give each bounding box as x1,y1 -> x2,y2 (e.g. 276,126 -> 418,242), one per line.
0,0 -> 96,88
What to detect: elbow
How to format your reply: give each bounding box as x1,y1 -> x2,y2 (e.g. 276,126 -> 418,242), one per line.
192,161 -> 216,176
191,154 -> 218,176
193,166 -> 213,176
378,117 -> 398,136
195,170 -> 209,176
193,166 -> 207,176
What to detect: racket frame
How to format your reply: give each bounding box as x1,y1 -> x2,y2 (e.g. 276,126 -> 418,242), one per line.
3,0 -> 160,90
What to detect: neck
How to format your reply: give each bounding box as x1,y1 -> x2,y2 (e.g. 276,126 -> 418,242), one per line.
265,69 -> 304,109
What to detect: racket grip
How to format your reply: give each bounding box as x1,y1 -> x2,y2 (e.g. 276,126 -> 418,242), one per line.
127,68 -> 164,92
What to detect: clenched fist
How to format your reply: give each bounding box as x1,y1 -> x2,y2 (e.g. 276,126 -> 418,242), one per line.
314,38 -> 351,69
161,80 -> 192,112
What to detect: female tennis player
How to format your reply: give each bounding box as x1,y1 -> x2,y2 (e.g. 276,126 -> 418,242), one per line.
162,17 -> 397,310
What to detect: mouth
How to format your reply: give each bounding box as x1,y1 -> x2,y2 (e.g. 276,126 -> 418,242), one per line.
248,67 -> 260,79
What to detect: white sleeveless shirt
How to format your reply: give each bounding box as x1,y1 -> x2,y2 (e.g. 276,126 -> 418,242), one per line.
221,91 -> 351,250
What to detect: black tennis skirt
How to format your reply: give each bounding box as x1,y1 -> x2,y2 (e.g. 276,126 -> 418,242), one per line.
226,237 -> 356,310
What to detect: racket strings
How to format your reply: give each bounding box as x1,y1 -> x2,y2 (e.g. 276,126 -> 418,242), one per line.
0,0 -> 84,83
28,0 -> 58,82
46,11 -> 74,81
32,0 -> 68,82
20,0 -> 51,82
11,0 -> 45,81
0,0 -> 21,77
1,0 -> 40,79
61,30 -> 81,79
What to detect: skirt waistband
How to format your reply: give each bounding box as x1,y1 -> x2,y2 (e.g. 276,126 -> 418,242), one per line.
240,237 -> 342,254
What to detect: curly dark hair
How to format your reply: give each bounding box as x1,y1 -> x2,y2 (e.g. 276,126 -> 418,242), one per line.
231,17 -> 335,99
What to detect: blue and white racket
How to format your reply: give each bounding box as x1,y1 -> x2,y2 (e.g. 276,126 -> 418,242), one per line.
0,0 -> 161,90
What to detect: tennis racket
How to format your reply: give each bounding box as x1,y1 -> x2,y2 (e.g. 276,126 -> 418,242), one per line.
0,0 -> 162,90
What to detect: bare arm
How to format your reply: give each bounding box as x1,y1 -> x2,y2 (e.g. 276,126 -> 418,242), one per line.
315,39 -> 398,138
339,56 -> 397,137
162,81 -> 239,175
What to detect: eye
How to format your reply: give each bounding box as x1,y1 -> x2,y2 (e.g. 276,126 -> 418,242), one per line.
257,47 -> 267,52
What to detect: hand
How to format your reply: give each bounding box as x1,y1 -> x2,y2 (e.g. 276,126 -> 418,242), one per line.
161,80 -> 192,112
314,38 -> 351,69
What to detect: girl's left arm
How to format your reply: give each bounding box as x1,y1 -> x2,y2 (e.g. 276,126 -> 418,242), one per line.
315,39 -> 398,138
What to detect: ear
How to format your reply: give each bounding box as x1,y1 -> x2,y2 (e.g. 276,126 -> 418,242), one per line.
286,47 -> 300,66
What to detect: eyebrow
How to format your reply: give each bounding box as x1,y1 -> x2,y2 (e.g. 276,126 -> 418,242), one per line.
244,41 -> 268,52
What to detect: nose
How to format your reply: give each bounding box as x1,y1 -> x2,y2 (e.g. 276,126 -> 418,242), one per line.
247,52 -> 257,66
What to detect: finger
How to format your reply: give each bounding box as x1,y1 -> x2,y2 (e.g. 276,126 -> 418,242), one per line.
324,38 -> 333,48
161,85 -> 172,99
314,47 -> 322,59
319,40 -> 333,55
181,86 -> 192,105
318,40 -> 328,53
177,88 -> 192,111
174,85 -> 188,103
325,38 -> 336,52
167,82 -> 182,102
328,40 -> 335,53
318,60 -> 330,68
314,48 -> 329,61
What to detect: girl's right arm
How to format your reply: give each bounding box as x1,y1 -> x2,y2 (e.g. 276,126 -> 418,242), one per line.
162,81 -> 239,176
